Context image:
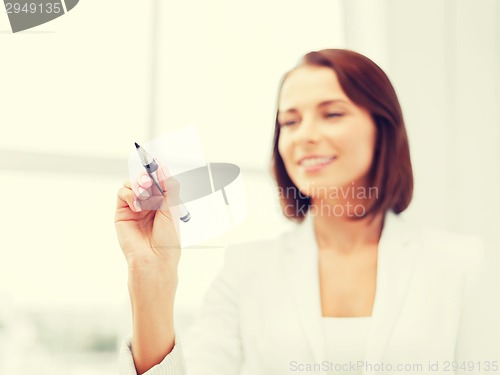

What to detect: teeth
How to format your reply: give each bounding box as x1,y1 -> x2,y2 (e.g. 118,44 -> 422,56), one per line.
300,157 -> 334,167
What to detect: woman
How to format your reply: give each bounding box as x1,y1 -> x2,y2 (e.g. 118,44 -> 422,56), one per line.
115,49 -> 484,375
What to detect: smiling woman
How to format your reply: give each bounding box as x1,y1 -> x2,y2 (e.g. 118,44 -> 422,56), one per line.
272,49 -> 413,224
117,48 -> 488,375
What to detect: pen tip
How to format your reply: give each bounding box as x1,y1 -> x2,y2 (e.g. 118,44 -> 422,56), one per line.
134,142 -> 140,149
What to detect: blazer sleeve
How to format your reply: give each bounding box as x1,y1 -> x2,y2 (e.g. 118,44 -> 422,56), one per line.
454,236 -> 496,374
119,332 -> 187,375
119,245 -> 244,375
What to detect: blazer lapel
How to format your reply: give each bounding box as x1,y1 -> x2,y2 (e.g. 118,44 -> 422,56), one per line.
284,213 -> 326,362
283,211 -> 421,370
363,211 -> 420,373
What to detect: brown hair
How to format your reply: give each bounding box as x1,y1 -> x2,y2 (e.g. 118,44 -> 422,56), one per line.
270,49 -> 413,223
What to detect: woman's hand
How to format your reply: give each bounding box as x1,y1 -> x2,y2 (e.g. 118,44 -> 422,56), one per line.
114,164 -> 182,275
115,164 -> 181,373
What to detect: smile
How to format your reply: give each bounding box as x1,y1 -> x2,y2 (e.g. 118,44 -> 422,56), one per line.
299,156 -> 337,171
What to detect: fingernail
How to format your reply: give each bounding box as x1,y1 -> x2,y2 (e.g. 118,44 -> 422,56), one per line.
133,200 -> 142,212
140,175 -> 151,184
138,187 -> 150,199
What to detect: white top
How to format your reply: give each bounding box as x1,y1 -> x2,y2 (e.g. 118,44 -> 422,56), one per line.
322,316 -> 372,375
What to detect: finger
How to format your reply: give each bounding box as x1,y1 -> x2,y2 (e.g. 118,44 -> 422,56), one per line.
137,172 -> 153,189
117,186 -> 142,212
157,166 -> 181,207
137,195 -> 164,212
131,177 -> 151,201
151,165 -> 176,216
156,163 -> 173,191
123,180 -> 149,202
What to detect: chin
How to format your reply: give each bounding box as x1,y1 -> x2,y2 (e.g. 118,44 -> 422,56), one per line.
297,177 -> 363,200
297,177 -> 348,189
295,183 -> 335,199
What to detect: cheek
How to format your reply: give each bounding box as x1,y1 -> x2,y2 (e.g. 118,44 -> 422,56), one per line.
344,117 -> 376,148
356,128 -> 377,168
278,135 -> 292,164
335,123 -> 377,167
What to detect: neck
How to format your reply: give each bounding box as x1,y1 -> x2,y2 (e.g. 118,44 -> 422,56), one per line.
310,197 -> 385,254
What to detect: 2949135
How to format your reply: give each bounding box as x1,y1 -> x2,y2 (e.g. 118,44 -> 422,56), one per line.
5,2 -> 62,14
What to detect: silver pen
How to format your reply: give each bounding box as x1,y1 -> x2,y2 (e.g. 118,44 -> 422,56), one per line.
134,142 -> 191,222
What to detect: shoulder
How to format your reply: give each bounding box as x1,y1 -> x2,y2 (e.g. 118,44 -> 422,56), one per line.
383,213 -> 486,292
409,222 -> 485,283
418,224 -> 484,262
387,211 -> 483,260
384,211 -> 484,274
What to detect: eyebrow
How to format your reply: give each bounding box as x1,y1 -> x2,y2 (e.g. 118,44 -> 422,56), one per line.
278,99 -> 349,114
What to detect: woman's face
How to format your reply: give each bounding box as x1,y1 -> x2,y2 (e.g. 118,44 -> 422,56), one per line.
277,65 -> 377,199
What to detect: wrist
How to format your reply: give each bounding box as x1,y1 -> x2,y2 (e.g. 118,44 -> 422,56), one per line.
128,261 -> 178,301
128,273 -> 177,316
128,268 -> 178,294
127,257 -> 178,282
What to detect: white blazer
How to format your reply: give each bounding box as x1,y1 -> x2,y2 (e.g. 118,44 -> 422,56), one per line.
120,210 -> 491,375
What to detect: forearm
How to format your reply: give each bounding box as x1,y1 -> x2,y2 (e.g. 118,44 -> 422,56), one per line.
128,266 -> 178,375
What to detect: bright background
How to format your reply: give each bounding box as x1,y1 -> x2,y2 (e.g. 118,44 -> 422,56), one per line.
0,0 -> 499,373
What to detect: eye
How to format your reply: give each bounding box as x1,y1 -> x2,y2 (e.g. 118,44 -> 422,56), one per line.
325,112 -> 343,119
280,120 -> 297,127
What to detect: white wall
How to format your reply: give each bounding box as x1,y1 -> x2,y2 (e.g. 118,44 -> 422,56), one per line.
342,0 -> 500,359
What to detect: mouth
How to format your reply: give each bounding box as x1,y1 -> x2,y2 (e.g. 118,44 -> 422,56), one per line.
298,156 -> 337,172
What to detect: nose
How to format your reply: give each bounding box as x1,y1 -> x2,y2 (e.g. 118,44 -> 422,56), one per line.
295,115 -> 321,144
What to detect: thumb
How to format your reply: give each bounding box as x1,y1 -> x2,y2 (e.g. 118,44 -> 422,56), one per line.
155,164 -> 181,221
